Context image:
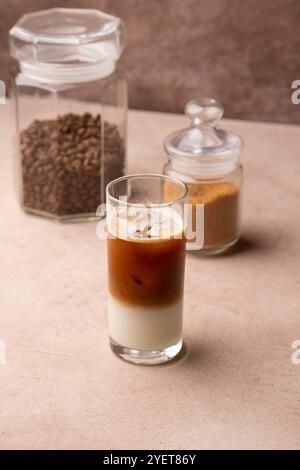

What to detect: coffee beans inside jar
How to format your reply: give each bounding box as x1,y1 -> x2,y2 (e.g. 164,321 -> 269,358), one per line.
20,113 -> 125,218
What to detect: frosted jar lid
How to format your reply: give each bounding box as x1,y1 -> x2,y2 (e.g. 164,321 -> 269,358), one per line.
9,8 -> 124,83
164,98 -> 244,175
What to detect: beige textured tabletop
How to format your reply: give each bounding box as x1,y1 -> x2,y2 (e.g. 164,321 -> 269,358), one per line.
0,105 -> 300,450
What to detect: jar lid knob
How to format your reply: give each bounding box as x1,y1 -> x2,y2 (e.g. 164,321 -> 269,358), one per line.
185,98 -> 224,127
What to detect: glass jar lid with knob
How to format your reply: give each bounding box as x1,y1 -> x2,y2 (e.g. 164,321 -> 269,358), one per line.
164,98 -> 243,177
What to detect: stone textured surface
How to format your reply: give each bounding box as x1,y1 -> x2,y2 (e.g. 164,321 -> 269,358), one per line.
0,101 -> 300,449
1,0 -> 299,123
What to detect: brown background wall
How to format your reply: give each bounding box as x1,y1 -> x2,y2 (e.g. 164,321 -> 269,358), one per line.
1,0 -> 299,123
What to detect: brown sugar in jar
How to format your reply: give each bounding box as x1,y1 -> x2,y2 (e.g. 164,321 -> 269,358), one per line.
163,98 -> 244,255
163,180 -> 240,251
188,181 -> 240,248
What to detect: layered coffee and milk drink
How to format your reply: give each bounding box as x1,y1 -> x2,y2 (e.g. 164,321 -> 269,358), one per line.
107,205 -> 185,353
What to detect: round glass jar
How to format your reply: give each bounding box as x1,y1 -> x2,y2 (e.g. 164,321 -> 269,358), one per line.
9,8 -> 127,222
163,98 -> 244,255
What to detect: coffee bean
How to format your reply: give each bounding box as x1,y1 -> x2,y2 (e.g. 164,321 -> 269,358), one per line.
20,113 -> 125,216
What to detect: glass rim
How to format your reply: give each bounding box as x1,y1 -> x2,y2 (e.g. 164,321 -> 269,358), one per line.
106,173 -> 188,208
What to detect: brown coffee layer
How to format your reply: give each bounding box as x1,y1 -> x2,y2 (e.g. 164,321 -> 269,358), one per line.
107,235 -> 185,307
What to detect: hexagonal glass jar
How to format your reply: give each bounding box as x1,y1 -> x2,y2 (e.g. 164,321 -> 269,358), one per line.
10,8 -> 127,221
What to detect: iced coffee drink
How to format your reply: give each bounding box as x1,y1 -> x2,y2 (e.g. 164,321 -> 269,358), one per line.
106,175 -> 187,365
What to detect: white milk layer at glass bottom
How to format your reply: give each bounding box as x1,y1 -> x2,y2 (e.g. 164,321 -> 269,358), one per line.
109,295 -> 183,350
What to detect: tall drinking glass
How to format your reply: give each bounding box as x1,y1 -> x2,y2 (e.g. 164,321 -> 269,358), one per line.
106,174 -> 187,365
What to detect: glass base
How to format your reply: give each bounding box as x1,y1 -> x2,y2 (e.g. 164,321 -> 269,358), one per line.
194,237 -> 239,256
23,206 -> 102,223
110,338 -> 182,365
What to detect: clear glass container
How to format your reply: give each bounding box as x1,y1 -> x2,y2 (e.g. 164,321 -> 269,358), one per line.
106,174 -> 187,365
10,8 -> 127,221
163,98 -> 244,255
